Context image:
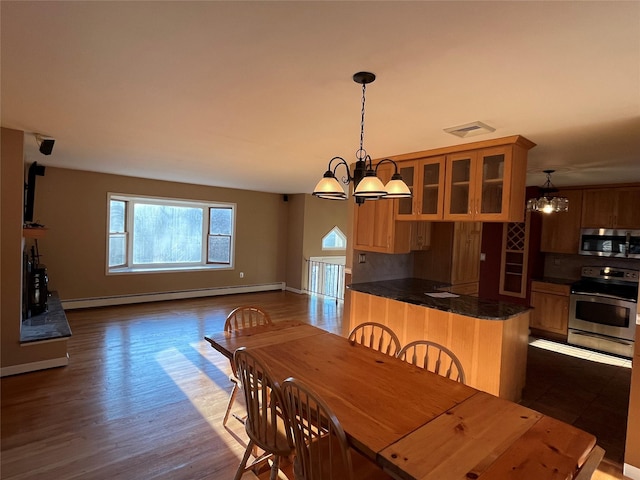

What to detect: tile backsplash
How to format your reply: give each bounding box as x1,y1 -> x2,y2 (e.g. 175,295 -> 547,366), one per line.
544,253 -> 640,280
351,250 -> 413,284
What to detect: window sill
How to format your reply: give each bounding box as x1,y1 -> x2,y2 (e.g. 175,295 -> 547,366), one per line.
108,265 -> 233,275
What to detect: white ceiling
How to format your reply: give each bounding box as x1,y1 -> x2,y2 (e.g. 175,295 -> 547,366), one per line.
2,1 -> 639,195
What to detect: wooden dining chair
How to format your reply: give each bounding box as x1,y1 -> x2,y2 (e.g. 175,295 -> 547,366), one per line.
347,322 -> 401,356
281,378 -> 393,480
574,445 -> 605,480
397,339 -> 466,384
232,348 -> 293,480
223,306 -> 273,426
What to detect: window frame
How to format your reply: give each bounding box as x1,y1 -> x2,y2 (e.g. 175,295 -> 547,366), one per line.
321,226 -> 347,251
106,193 -> 236,274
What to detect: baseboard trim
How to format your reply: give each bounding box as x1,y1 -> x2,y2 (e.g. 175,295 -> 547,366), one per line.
285,286 -> 304,295
1,355 -> 69,377
624,463 -> 640,480
61,283 -> 286,310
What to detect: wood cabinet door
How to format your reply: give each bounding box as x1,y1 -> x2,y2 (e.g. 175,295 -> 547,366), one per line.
416,156 -> 446,220
530,291 -> 569,335
581,189 -> 617,228
444,151 -> 476,220
444,146 -> 519,222
395,160 -> 418,220
474,146 -> 513,221
614,187 -> 640,229
353,163 -> 411,253
353,197 -> 376,250
540,189 -> 583,254
397,156 -> 446,221
451,222 -> 482,285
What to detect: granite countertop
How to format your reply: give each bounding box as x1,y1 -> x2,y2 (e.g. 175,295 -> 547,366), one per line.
21,291 -> 72,343
347,278 -> 531,320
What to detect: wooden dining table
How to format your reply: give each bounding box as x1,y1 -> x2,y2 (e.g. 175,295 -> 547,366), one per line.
205,320 -> 600,480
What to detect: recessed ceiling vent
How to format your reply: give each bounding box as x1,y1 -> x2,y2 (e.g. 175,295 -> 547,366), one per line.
444,121 -> 495,138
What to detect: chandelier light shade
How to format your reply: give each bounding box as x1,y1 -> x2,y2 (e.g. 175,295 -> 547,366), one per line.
311,72 -> 411,202
526,169 -> 569,214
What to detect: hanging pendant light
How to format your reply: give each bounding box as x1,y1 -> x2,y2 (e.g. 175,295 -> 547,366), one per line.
526,169 -> 569,213
312,72 -> 411,202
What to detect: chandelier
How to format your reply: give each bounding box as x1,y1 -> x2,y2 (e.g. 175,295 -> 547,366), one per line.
526,169 -> 569,213
312,72 -> 411,202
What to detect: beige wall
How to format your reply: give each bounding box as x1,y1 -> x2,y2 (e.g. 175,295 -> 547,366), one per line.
302,194 -> 347,260
2,128 -> 344,372
34,166 -> 289,301
2,127 -> 68,371
286,194 -> 305,291
285,194 -> 348,292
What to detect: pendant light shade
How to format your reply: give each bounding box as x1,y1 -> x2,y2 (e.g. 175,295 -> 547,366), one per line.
526,170 -> 569,213
353,171 -> 387,198
384,173 -> 413,199
312,171 -> 348,200
311,72 -> 412,203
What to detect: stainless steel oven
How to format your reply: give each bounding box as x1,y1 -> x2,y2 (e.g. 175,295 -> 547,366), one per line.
579,228 -> 640,258
568,266 -> 638,358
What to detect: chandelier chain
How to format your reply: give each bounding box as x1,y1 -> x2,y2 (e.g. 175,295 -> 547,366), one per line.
356,83 -> 367,161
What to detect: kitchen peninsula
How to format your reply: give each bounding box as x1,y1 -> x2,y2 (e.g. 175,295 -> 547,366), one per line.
348,278 -> 530,402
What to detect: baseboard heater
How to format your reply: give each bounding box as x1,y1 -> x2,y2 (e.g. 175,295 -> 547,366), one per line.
61,282 -> 286,310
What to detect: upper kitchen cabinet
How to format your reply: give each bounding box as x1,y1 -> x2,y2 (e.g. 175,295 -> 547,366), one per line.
581,187 -> 640,229
540,189 -> 583,254
443,140 -> 532,222
395,156 -> 446,221
353,162 -> 411,254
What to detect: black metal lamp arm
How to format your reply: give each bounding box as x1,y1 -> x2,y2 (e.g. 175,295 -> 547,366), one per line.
373,158 -> 401,176
325,156 -> 353,185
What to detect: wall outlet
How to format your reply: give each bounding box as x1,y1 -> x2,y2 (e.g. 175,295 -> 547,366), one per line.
480,253 -> 486,261
358,253 -> 366,264
239,272 -> 244,278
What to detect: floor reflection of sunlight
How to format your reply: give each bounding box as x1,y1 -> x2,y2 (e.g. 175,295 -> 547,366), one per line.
155,346 -> 242,446
529,337 -> 632,368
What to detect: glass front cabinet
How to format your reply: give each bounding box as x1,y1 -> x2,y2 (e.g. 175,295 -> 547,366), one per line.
444,145 -> 527,222
395,156 -> 446,221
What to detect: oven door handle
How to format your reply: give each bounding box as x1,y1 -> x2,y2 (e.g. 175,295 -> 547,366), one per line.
569,330 -> 634,346
571,291 -> 637,303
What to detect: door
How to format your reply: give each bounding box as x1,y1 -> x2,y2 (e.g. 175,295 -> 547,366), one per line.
540,189 -> 583,254
396,156 -> 446,221
451,222 -> 482,285
417,156 -> 446,220
444,151 -> 476,220
530,291 -> 569,335
474,146 -> 514,221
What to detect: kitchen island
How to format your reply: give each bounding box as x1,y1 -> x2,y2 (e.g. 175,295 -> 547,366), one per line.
348,278 -> 531,402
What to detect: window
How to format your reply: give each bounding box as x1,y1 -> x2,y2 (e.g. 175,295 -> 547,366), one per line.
107,194 -> 235,273
322,226 -> 346,251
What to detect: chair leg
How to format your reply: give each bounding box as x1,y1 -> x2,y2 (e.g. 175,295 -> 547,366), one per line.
223,382 -> 239,426
233,440 -> 254,480
268,455 -> 281,480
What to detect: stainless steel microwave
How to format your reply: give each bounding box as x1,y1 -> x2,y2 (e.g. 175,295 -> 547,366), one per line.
579,228 -> 640,258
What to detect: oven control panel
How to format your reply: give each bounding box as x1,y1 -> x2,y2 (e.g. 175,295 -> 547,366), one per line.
581,266 -> 639,283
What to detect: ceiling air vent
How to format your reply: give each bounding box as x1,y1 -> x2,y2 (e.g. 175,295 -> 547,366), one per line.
444,121 -> 495,138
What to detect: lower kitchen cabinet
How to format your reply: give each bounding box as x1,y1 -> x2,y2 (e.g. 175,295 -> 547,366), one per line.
530,281 -> 570,340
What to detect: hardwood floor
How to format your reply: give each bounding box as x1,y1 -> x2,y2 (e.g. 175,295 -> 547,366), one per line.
1,291 -> 342,480
0,290 -> 632,479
